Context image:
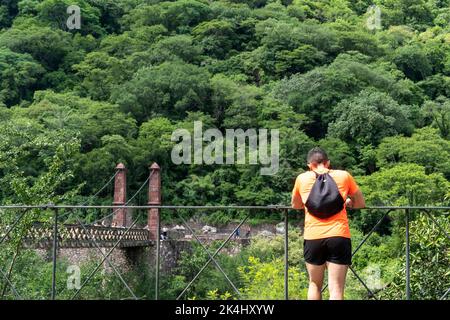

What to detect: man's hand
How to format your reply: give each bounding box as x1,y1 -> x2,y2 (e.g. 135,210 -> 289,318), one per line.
345,198 -> 353,208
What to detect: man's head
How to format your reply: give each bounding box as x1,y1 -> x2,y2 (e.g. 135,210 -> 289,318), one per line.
307,147 -> 330,169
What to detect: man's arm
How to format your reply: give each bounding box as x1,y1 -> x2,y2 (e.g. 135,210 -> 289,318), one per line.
291,177 -> 304,209
346,189 -> 365,209
346,173 -> 365,209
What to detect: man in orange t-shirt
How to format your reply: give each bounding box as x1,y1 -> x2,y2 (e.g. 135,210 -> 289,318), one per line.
291,147 -> 365,300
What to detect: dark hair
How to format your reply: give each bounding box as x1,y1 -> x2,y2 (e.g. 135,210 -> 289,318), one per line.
307,147 -> 329,164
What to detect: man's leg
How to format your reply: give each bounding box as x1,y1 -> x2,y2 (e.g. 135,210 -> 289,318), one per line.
327,262 -> 348,300
305,262 -> 326,300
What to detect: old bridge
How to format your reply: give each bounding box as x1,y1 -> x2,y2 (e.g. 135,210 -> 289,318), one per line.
0,163 -> 449,300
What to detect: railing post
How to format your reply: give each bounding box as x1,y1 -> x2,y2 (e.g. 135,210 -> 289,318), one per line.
284,209 -> 289,300
405,208 -> 411,300
155,212 -> 161,301
112,163 -> 128,227
148,163 -> 161,300
51,207 -> 58,300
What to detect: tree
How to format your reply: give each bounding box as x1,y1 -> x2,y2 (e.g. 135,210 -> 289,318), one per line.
20,90 -> 137,152
379,0 -> 435,30
132,116 -> 177,180
0,111 -> 83,294
254,19 -> 337,78
353,163 -> 449,234
0,48 -> 45,106
0,120 -> 81,297
110,61 -> 211,122
423,96 -> 450,138
86,0 -> 130,34
274,44 -> 326,76
0,22 -> 74,71
0,0 -> 18,28
418,74 -> 450,99
393,44 -> 433,81
121,0 -> 212,32
376,127 -> 450,178
358,163 -> 449,207
328,89 -> 413,145
97,33 -> 148,59
378,26 -> 415,50
192,19 -> 236,59
76,134 -> 136,197
74,51 -> 130,100
272,52 -> 420,138
148,34 -> 202,64
222,83 -> 263,129
227,0 -> 269,9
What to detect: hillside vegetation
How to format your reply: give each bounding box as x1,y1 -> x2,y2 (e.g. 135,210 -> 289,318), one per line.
0,0 -> 449,300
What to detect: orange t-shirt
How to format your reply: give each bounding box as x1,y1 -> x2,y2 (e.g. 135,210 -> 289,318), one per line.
291,168 -> 360,240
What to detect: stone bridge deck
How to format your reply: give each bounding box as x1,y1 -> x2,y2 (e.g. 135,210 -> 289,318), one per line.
22,224 -> 151,248
17,225 -> 251,249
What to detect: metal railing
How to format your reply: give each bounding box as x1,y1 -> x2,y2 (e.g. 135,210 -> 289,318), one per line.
0,205 -> 449,300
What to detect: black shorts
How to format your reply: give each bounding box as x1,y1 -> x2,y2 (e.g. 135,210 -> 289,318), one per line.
304,237 -> 352,265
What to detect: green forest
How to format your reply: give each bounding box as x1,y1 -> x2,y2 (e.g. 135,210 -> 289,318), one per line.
0,0 -> 449,300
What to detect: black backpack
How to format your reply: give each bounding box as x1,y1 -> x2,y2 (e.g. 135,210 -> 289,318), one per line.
305,171 -> 345,219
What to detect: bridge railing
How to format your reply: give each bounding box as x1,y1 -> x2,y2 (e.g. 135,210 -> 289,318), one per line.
0,205 -> 448,300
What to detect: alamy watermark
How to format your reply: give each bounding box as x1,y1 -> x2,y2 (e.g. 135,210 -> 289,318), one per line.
66,265 -> 81,290
64,4 -> 381,33
366,5 -> 382,30
171,121 -> 279,175
66,5 -> 81,30
363,265 -> 383,291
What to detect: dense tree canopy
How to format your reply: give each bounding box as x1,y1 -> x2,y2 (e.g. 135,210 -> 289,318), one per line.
0,0 -> 448,230
0,0 -> 449,300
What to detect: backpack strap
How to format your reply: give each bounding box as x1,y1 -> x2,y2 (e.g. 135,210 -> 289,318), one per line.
312,169 -> 331,177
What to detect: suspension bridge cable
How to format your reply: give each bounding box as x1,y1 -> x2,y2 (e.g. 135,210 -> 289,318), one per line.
87,172 -> 153,226
59,171 -> 118,220
82,171 -> 118,205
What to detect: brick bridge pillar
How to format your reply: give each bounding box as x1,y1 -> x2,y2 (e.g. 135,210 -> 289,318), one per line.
148,163 -> 161,240
112,163 -> 128,227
